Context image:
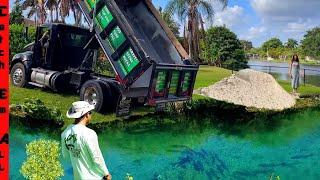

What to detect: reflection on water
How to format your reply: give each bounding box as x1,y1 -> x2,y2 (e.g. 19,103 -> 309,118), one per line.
248,61 -> 320,86
10,109 -> 320,179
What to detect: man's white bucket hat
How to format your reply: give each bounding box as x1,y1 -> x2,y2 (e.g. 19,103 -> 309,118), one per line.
66,101 -> 95,119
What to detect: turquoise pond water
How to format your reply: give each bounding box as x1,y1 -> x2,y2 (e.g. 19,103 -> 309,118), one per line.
10,109 -> 320,179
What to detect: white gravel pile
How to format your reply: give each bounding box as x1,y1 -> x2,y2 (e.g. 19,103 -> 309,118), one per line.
195,69 -> 296,110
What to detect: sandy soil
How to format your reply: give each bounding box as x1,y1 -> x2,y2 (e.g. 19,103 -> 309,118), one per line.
195,69 -> 296,110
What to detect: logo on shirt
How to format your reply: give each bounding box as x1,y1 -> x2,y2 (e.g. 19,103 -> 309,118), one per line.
65,134 -> 81,158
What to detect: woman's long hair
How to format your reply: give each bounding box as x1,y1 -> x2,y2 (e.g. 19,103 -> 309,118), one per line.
291,54 -> 299,63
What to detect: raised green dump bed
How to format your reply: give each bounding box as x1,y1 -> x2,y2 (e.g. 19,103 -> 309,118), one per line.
78,0 -> 199,105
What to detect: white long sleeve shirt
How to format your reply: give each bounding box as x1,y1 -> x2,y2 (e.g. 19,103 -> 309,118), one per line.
61,124 -> 109,180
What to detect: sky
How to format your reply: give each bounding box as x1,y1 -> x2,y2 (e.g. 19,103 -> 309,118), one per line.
152,0 -> 320,47
10,0 -> 320,47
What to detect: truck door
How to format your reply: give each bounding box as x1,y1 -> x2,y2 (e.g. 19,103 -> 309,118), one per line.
33,26 -> 51,67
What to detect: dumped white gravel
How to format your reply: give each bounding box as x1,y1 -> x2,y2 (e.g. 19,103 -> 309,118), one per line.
195,69 -> 296,110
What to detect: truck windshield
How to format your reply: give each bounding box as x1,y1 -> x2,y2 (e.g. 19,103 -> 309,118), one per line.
64,33 -> 88,47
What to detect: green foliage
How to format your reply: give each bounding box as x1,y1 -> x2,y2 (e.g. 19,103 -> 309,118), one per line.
301,27 -> 320,59
159,7 -> 180,37
165,0 -> 228,62
204,26 -> 247,70
10,0 -> 24,24
11,98 -> 64,127
285,38 -> 298,49
126,173 -> 134,180
9,24 -> 36,59
240,40 -> 253,51
94,49 -> 115,76
262,38 -> 283,51
20,139 -> 64,180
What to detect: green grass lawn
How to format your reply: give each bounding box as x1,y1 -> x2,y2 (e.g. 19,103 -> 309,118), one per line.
10,65 -> 320,127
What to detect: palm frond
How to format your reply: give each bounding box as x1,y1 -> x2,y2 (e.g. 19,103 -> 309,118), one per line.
198,0 -> 214,21
165,0 -> 188,22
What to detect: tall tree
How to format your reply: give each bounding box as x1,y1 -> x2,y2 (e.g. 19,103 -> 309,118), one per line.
45,0 -> 59,22
59,0 -> 82,26
205,26 -> 247,70
261,38 -> 283,52
166,0 -> 228,63
240,40 -> 253,51
10,0 -> 24,24
285,38 -> 298,49
301,27 -> 320,59
22,0 -> 47,24
158,7 -> 180,38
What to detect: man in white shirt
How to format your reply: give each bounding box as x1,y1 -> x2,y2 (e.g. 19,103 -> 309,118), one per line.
61,101 -> 112,180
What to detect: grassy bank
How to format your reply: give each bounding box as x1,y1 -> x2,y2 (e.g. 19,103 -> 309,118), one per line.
10,65 -> 320,129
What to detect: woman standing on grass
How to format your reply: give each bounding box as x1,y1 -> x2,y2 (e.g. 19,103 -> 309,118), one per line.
289,54 -> 300,94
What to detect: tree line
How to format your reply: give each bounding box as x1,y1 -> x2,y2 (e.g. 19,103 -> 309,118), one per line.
244,27 -> 320,62
10,0 -> 83,26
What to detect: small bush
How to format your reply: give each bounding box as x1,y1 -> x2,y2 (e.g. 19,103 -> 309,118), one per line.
10,24 -> 36,59
20,139 -> 64,180
11,98 -> 64,127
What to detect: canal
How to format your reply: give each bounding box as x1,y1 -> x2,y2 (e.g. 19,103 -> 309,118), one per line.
10,108 -> 320,179
248,60 -> 320,87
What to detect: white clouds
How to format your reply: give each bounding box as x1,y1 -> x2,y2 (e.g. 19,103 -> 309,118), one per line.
284,21 -> 313,33
251,0 -> 320,20
213,5 -> 245,28
249,0 -> 320,46
246,26 -> 266,40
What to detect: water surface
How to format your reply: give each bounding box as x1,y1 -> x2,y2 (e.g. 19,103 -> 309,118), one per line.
248,60 -> 320,87
10,109 -> 320,179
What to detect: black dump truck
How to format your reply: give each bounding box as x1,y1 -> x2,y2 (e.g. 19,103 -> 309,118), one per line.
10,0 -> 199,116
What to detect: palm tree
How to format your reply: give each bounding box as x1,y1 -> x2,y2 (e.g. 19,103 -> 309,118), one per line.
158,7 -> 180,38
59,0 -> 82,26
22,0 -> 47,24
45,0 -> 59,22
166,0 -> 228,63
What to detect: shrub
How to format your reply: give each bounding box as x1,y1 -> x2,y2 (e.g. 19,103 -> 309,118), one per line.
204,26 -> 248,70
10,24 -> 36,59
11,99 -> 64,127
20,139 -> 64,180
94,49 -> 115,76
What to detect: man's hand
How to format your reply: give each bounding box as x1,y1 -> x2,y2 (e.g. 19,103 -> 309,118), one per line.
103,174 -> 112,180
107,174 -> 112,180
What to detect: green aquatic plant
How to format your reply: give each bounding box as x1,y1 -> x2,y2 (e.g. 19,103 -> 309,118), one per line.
125,173 -> 134,180
20,139 -> 64,180
269,173 -> 281,180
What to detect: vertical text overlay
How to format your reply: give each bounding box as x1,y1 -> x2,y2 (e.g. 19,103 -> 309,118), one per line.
0,0 -> 9,179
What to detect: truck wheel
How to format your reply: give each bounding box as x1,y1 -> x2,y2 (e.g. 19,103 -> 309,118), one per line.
10,62 -> 27,87
80,80 -> 111,113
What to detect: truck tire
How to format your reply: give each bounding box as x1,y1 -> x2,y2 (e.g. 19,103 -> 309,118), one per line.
10,62 -> 27,87
80,80 -> 112,113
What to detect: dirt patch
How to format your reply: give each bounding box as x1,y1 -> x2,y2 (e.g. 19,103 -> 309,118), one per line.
195,69 -> 296,110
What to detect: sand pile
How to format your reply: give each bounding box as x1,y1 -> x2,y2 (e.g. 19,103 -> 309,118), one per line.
195,69 -> 296,110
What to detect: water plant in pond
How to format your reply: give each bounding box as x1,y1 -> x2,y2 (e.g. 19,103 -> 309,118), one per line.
20,139 -> 64,180
125,173 -> 134,180
158,148 -> 229,179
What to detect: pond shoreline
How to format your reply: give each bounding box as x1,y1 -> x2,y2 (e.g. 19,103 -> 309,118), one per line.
10,96 -> 320,134
248,59 -> 320,66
